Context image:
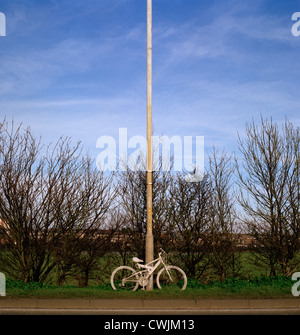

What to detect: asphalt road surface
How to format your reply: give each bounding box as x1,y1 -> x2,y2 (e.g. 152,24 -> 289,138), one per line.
0,298 -> 299,315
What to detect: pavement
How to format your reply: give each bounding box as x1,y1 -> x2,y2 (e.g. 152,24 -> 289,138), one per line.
0,298 -> 300,315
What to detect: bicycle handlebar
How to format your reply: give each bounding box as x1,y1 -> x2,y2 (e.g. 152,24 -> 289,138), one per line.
158,248 -> 167,261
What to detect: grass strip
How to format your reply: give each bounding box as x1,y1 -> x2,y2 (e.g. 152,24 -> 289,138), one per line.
3,276 -> 294,299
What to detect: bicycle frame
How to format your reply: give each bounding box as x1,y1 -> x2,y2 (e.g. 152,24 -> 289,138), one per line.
122,251 -> 171,288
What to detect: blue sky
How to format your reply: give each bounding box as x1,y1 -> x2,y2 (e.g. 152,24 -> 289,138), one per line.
0,0 -> 300,165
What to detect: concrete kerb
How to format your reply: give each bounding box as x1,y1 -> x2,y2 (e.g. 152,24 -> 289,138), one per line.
248,299 -> 300,309
196,299 -> 250,309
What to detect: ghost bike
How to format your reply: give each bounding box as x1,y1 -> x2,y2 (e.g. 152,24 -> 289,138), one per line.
110,249 -> 187,291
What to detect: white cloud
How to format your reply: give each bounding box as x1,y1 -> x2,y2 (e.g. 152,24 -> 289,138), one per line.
1,0 -> 300,161
153,3 -> 295,75
0,37 -> 117,96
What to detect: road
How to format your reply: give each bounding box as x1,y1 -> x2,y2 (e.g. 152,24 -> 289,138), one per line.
0,298 -> 299,315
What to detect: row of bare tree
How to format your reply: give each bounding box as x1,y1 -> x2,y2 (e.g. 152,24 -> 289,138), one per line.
114,150 -> 239,282
237,117 -> 300,277
0,120 -> 115,285
0,116 -> 299,286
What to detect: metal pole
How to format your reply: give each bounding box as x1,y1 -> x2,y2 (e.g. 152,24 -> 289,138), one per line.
146,0 -> 154,290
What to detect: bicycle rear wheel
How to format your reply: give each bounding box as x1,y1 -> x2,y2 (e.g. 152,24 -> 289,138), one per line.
111,266 -> 139,291
156,266 -> 187,291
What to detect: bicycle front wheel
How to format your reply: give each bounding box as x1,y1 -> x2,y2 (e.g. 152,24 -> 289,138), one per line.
156,266 -> 187,291
111,266 -> 139,291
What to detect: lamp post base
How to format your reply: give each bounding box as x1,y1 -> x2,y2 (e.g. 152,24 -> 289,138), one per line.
145,232 -> 154,290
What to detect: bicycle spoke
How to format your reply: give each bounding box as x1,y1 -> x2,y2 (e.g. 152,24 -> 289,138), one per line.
157,266 -> 187,291
111,266 -> 139,291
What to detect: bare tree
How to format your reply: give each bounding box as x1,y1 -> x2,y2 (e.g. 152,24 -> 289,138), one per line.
0,120 -> 115,284
0,121 -> 57,282
116,160 -> 173,261
70,162 -> 115,287
168,172 -> 211,279
116,169 -> 147,260
104,208 -> 134,270
50,153 -> 115,287
208,147 -> 242,280
236,117 -> 300,276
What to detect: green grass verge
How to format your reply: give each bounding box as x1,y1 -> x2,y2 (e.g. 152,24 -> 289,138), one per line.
4,276 -> 294,299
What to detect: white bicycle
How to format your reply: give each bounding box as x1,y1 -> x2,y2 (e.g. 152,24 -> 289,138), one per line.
110,249 -> 187,291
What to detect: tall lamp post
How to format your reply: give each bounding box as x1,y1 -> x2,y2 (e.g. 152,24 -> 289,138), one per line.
146,0 -> 154,290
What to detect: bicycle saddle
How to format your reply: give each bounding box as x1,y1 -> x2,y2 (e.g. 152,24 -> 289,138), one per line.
133,257 -> 143,263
